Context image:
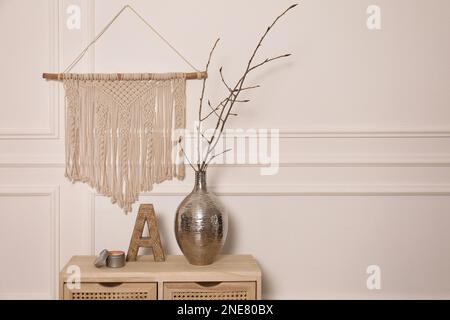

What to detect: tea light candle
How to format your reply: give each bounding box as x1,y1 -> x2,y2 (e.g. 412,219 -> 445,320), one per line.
106,251 -> 126,268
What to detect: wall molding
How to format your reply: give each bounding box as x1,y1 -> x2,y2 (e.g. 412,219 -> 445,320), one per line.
0,186 -> 60,299
183,129 -> 450,139
275,130 -> 450,138
1,152 -> 450,168
0,0 -> 60,140
89,184 -> 450,198
135,183 -> 450,196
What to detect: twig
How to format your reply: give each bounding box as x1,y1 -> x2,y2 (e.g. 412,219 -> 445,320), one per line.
197,125 -> 210,142
233,85 -> 261,92
201,100 -> 223,121
178,140 -> 197,172
197,38 -> 220,169
199,4 -> 298,170
219,67 -> 234,94
201,97 -> 245,121
205,148 -> 232,168
248,54 -> 291,72
230,99 -> 250,103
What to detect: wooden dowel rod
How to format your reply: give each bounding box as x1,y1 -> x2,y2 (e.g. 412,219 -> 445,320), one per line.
42,71 -> 207,81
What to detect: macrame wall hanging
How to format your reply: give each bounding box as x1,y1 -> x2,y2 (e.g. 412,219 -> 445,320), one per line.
43,5 -> 206,213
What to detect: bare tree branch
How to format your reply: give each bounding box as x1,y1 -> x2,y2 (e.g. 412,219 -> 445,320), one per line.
198,4 -> 298,171
230,99 -> 250,103
205,148 -> 232,168
248,54 -> 291,73
178,139 -> 197,172
197,38 -> 220,169
219,67 -> 234,94
201,100 -> 223,121
233,85 -> 261,92
197,125 -> 210,143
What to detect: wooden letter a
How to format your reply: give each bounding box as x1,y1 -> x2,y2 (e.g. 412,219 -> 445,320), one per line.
126,204 -> 165,262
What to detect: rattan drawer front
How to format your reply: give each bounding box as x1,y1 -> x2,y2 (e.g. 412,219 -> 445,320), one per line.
163,282 -> 256,300
64,282 -> 157,300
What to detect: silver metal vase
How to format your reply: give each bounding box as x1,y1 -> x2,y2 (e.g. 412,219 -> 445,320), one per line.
175,170 -> 228,265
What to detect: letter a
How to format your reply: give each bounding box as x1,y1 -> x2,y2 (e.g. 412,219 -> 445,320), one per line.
126,204 -> 165,262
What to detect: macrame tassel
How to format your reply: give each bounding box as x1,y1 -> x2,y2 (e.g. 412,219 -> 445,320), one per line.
164,80 -> 174,180
141,85 -> 156,192
63,76 -> 187,214
64,81 -> 75,179
172,78 -> 186,180
153,83 -> 164,184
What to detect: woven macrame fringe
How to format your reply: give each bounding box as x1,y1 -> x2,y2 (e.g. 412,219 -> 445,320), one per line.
63,77 -> 186,213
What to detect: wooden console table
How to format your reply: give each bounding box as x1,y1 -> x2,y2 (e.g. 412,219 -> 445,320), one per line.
60,255 -> 262,300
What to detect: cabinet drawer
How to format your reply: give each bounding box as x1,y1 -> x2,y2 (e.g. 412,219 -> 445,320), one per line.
163,281 -> 256,300
63,282 -> 157,300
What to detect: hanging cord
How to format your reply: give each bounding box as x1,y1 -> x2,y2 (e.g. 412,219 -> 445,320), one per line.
63,4 -> 201,73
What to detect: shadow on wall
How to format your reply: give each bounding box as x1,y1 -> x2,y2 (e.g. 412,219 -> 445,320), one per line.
221,205 -> 273,299
222,208 -> 236,254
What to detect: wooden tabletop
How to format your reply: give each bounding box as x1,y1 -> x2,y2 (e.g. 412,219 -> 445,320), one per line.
60,255 -> 261,283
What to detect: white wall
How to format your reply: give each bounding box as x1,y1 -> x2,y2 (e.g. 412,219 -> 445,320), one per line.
1,0 -> 450,299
